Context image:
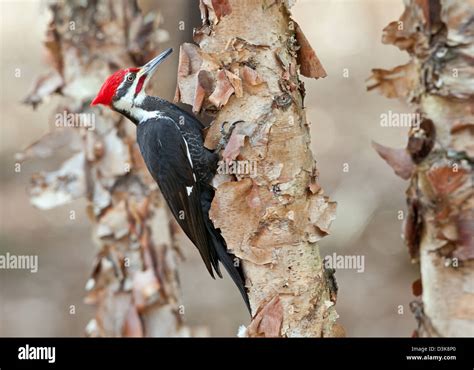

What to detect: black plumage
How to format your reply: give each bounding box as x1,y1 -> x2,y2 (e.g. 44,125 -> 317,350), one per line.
129,97 -> 250,312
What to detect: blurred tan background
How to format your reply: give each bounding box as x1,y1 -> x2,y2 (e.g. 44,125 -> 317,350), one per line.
0,0 -> 418,336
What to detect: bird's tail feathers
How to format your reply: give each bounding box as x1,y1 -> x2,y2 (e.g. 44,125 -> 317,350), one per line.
207,222 -> 251,314
200,183 -> 251,314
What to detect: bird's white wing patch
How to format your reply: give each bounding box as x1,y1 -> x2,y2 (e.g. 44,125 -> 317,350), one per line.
186,186 -> 193,196
182,137 -> 194,169
158,117 -> 197,184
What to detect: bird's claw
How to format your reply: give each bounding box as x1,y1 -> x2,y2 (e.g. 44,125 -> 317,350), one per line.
215,120 -> 243,153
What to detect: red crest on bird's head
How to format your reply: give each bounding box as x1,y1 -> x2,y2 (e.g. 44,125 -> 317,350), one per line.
91,67 -> 140,106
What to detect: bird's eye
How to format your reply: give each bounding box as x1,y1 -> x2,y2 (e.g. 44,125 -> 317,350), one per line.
127,75 -> 134,82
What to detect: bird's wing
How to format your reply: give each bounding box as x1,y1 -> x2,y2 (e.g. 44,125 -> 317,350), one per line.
137,116 -> 219,277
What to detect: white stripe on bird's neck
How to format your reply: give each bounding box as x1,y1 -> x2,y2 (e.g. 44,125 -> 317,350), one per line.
114,78 -> 162,123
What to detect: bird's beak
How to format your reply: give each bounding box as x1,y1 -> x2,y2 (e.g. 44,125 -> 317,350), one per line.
138,48 -> 173,82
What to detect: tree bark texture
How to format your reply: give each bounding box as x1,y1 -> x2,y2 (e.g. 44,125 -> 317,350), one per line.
175,0 -> 342,337
20,0 -> 197,337
368,0 -> 474,337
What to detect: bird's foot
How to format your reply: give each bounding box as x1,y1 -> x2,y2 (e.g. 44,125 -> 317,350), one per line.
215,120 -> 243,153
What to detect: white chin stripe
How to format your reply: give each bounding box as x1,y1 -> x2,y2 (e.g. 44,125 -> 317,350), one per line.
135,91 -> 146,105
115,95 -> 163,123
130,106 -> 162,122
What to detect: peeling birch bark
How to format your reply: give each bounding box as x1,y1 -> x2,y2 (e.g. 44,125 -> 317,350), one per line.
175,0 -> 341,337
20,0 -> 200,337
369,0 -> 474,337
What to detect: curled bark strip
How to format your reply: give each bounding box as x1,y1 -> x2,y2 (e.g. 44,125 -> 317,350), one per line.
247,295 -> 283,338
294,22 -> 327,79
372,141 -> 414,180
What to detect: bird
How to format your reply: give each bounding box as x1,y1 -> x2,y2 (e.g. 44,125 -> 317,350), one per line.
91,48 -> 250,313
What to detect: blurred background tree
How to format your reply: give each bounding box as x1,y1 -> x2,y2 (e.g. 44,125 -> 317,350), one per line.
369,0 -> 474,337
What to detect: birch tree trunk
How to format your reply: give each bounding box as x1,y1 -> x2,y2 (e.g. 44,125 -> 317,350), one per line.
368,0 -> 474,337
175,0 -> 342,337
20,0 -> 198,337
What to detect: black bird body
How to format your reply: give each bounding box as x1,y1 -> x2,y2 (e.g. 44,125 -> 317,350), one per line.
134,98 -> 250,311
91,49 -> 250,312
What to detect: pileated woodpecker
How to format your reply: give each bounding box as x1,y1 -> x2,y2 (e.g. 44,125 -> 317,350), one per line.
91,48 -> 250,312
